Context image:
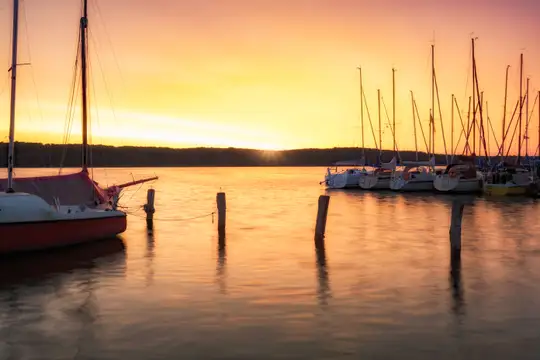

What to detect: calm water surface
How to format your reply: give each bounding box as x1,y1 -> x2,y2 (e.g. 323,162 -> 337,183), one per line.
1,167 -> 540,359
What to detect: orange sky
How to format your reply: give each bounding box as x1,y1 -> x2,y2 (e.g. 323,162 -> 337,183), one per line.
0,0 -> 539,154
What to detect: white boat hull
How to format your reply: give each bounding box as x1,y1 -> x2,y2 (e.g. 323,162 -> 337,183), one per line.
434,175 -> 482,193
390,178 -> 434,191
359,175 -> 391,190
325,170 -> 365,189
0,193 -> 126,254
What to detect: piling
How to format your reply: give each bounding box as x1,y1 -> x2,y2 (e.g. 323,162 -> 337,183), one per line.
144,188 -> 156,231
217,192 -> 226,236
449,200 -> 464,259
315,195 -> 330,242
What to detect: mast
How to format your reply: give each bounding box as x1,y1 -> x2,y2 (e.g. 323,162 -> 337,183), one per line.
411,91 -> 418,161
472,39 -> 488,164
378,89 -> 382,163
6,0 -> 20,193
480,91 -> 484,158
428,109 -> 432,157
538,90 -> 540,159
502,65 -> 509,159
518,53 -> 523,164
392,68 -> 396,158
431,44 -> 435,158
451,94 -> 454,161
526,77 -> 530,158
471,38 -> 476,156
358,67 -> 364,159
466,96 -> 471,155
81,0 -> 89,172
486,101 -> 490,157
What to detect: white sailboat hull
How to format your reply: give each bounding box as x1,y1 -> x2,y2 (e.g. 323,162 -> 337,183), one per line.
434,175 -> 482,193
325,170 -> 365,189
390,178 -> 434,191
359,174 -> 391,190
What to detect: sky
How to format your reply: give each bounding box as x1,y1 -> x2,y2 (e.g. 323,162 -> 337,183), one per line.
0,0 -> 539,155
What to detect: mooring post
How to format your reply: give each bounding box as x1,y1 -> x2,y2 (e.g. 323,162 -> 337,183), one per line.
144,188 -> 155,231
315,195 -> 330,242
449,200 -> 464,259
217,192 -> 226,236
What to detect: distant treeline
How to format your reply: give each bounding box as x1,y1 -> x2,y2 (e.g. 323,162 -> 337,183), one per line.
0,142 -> 501,168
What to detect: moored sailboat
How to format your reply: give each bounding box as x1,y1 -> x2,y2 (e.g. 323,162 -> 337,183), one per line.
482,54 -> 534,196
0,0 -> 151,253
359,70 -> 400,190
324,159 -> 368,189
359,157 -> 396,190
435,38 -> 485,194
323,67 -> 370,189
434,157 -> 482,193
390,158 -> 436,191
483,163 -> 531,196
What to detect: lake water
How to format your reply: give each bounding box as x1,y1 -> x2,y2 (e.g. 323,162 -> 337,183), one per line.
1,167 -> 540,359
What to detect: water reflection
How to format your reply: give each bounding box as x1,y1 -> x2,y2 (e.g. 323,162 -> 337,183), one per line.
0,238 -> 126,359
216,233 -> 227,294
2,168 -> 540,359
146,230 -> 156,287
314,237 -> 331,306
0,237 -> 126,288
450,252 -> 465,316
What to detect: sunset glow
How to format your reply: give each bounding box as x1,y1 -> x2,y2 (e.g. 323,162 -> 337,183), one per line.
0,0 -> 539,154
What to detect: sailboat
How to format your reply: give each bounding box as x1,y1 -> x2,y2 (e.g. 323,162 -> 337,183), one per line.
323,67 -> 368,189
390,158 -> 435,191
0,1 -> 156,206
359,70 -> 398,190
434,39 -> 483,194
0,0 -> 154,253
483,54 -> 533,196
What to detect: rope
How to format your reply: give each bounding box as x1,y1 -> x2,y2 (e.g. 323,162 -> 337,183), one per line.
126,210 -> 216,223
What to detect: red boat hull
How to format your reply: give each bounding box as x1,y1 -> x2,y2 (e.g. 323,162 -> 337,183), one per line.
0,215 -> 127,254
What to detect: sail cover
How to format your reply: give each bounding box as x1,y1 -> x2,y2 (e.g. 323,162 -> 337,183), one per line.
0,171 -> 113,206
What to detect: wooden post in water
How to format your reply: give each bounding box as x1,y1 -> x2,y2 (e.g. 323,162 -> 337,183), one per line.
449,200 -> 464,259
217,192 -> 226,236
315,195 -> 330,242
144,188 -> 155,231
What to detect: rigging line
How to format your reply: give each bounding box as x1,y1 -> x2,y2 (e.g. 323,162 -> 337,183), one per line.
496,100 -> 520,159
119,180 -> 149,207
462,98 -> 479,156
452,97 -> 470,156
504,99 -> 525,159
89,27 -> 119,141
91,0 -> 126,93
381,96 -> 401,162
519,92 -> 538,155
413,99 -> 430,155
87,42 -> 103,150
433,71 -> 448,164
59,66 -> 81,173
61,33 -> 81,145
60,52 -> 81,159
486,107 -> 500,157
505,113 -> 520,160
462,38 -> 472,108
60,26 -> 81,149
362,89 -> 379,151
21,0 -> 49,166
472,62 -> 489,163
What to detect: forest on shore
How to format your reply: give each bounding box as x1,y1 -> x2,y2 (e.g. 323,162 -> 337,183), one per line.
0,142 -> 470,168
